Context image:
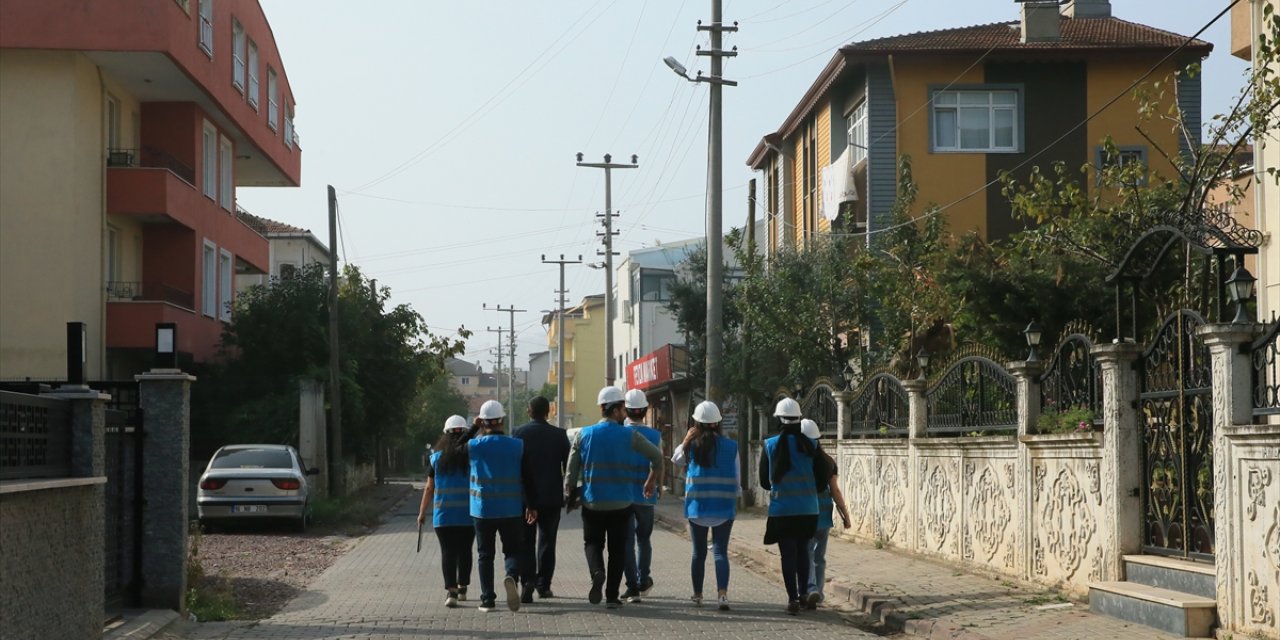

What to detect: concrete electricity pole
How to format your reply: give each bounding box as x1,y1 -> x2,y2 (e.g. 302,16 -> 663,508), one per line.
542,254 -> 582,428
326,185 -> 344,495
484,304 -> 526,408
664,3 -> 737,404
485,326 -> 507,406
576,153 -> 637,387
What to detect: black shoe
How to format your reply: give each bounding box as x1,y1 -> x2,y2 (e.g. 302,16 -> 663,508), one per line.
621,587 -> 641,603
457,586 -> 468,601
588,570 -> 605,604
521,583 -> 535,604
537,588 -> 555,599
804,591 -> 820,610
786,600 -> 801,615
503,576 -> 520,612
479,598 -> 496,613
639,576 -> 655,596
605,598 -> 623,609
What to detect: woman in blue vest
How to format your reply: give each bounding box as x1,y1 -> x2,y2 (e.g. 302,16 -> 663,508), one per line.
672,401 -> 738,611
759,397 -> 829,615
417,414 -> 474,608
468,400 -> 537,613
800,419 -> 850,609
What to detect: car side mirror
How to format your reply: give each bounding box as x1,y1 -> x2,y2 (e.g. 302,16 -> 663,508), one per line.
305,467 -> 320,476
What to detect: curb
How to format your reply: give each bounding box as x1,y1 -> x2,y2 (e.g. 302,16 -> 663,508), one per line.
103,609 -> 180,640
652,509 -> 992,640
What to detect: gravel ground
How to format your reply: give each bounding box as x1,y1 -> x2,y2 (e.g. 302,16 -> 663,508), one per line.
190,482 -> 414,620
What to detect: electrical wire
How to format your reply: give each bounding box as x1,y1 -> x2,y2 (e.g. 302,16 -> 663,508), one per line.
740,0 -> 911,79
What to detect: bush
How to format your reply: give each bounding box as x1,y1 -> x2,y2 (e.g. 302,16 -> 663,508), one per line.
1037,406 -> 1096,434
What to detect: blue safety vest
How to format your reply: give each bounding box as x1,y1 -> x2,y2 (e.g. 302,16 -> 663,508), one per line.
578,421 -> 636,505
764,434 -> 819,517
628,423 -> 662,505
684,436 -> 739,521
430,451 -> 472,527
807,436 -> 835,529
468,435 -> 524,519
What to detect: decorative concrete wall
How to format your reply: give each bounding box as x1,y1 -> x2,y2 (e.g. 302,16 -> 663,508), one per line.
1223,425 -> 1280,637
838,441 -> 910,548
1024,434 -> 1106,589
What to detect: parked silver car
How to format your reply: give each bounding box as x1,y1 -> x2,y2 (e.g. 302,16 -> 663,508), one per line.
197,444 -> 317,531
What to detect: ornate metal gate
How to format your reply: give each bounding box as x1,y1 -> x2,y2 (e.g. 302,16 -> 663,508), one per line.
1138,309 -> 1214,560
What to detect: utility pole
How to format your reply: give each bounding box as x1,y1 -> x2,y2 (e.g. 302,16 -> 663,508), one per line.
485,326 -> 506,406
576,153 -> 638,387
326,185 -> 344,495
484,304 -> 526,409
543,254 -> 582,428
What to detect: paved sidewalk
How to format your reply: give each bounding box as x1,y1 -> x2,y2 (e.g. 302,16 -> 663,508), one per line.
652,500 -> 1176,640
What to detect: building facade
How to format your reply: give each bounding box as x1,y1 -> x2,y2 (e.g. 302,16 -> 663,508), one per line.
1236,0 -> 1280,320
235,209 -> 330,289
544,294 -> 605,430
0,0 -> 301,379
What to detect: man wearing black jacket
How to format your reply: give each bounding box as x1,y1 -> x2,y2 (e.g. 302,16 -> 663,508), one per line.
512,396 -> 571,602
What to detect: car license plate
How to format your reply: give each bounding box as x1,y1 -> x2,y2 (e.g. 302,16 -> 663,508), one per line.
231,505 -> 266,514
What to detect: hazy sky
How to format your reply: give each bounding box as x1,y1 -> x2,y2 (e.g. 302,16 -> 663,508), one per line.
239,0 -> 1249,370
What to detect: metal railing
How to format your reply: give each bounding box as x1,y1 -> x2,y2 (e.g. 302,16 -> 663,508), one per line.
106,281 -> 195,310
926,355 -> 1017,434
106,147 -> 196,186
0,391 -> 71,480
1251,320 -> 1280,417
847,371 -> 909,437
1038,325 -> 1103,428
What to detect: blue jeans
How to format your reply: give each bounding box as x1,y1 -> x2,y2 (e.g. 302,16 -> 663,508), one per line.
624,505 -> 655,589
807,527 -> 830,599
473,516 -> 524,601
689,520 -> 733,594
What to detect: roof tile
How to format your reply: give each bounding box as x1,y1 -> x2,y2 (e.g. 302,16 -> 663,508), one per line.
840,17 -> 1211,53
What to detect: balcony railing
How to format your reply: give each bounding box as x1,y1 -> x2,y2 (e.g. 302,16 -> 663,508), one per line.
107,147 -> 196,186
106,281 -> 195,310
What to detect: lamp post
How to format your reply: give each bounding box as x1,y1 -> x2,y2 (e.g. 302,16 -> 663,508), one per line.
1226,265 -> 1257,324
915,348 -> 931,381
840,362 -> 857,391
155,322 -> 177,369
1023,320 -> 1043,363
66,321 -> 87,386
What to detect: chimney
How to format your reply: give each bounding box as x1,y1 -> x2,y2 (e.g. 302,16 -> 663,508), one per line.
1020,1 -> 1061,43
1061,0 -> 1111,18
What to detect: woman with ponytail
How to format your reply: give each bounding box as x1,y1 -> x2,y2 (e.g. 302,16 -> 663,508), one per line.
672,401 -> 739,611
418,415 -> 477,607
758,397 -> 829,615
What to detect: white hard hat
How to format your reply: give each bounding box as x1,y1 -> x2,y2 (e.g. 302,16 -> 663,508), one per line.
597,386 -> 625,406
624,389 -> 649,409
478,400 -> 506,420
692,401 -> 722,424
443,415 -> 469,433
800,419 -> 820,440
774,397 -> 802,421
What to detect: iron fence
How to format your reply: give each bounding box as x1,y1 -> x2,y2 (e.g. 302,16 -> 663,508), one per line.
106,146 -> 197,185
106,281 -> 195,310
1251,320 -> 1280,417
799,382 -> 839,436
846,372 -> 909,437
0,391 -> 71,480
926,355 -> 1017,434
1037,326 -> 1102,430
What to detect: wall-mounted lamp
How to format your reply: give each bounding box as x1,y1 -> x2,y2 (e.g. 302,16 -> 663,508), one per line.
156,322 -> 177,369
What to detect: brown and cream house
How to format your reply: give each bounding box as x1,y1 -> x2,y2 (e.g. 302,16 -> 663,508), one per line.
747,0 -> 1210,253
0,0 -> 301,380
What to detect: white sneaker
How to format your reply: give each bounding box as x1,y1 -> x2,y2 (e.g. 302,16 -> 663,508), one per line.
718,594 -> 730,611
691,594 -> 703,607
444,591 -> 458,608
503,575 -> 521,612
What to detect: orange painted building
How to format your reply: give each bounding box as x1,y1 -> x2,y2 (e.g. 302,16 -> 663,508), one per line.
0,0 -> 301,378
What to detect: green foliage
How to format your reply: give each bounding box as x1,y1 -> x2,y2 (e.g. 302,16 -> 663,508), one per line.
1036,406 -> 1096,435
405,376 -> 469,461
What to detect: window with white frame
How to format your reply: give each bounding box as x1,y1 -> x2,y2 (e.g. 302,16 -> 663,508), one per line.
232,19 -> 245,91
848,100 -> 868,166
202,121 -> 217,199
931,89 -> 1020,152
247,40 -> 260,109
1095,145 -> 1148,184
105,95 -> 120,151
278,263 -> 298,280
106,226 -> 120,284
284,105 -> 294,149
198,0 -> 213,57
267,67 -> 278,131
219,249 -> 233,321
218,135 -> 233,210
202,241 -> 217,317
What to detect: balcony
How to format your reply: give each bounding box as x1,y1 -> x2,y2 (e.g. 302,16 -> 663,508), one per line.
107,147 -> 195,186
106,281 -> 194,310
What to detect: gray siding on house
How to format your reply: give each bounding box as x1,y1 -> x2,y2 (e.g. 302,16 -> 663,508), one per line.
830,96 -> 848,162
1176,65 -> 1201,163
866,61 -> 897,246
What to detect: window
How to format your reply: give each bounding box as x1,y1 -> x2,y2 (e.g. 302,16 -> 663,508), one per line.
267,67 -> 278,131
202,241 -> 217,317
247,40 -> 260,109
105,95 -> 120,151
639,272 -> 674,302
931,89 -> 1020,152
219,136 -> 233,210
847,100 -> 868,166
1095,145 -> 1148,184
105,227 -> 120,284
198,0 -> 213,57
801,121 -> 818,242
232,19 -> 245,91
278,263 -> 297,280
284,105 -> 294,149
461,377 -> 470,385
202,121 -> 217,199
219,249 -> 233,321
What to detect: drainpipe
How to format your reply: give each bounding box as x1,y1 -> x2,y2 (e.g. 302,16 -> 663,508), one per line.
96,64 -> 108,379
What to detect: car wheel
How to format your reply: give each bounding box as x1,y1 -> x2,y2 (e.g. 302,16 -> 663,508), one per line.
295,505 -> 309,533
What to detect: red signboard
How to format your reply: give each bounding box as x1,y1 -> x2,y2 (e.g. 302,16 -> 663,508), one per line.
628,346 -> 672,391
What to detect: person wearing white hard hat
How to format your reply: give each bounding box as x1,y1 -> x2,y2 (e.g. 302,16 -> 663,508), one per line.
564,386 -> 664,610
799,419 -> 851,609
621,388 -> 661,604
417,414 -> 475,608
759,397 -> 830,615
672,400 -> 739,611
467,400 -> 537,613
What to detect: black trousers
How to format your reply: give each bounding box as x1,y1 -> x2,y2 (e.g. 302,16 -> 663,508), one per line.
776,535 -> 811,603
434,525 -> 475,591
581,505 -> 633,601
521,506 -> 563,590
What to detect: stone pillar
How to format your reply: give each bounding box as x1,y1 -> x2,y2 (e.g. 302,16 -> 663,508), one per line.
48,386 -> 108,479
1007,361 -> 1043,438
136,369 -> 196,611
834,390 -> 851,440
1091,343 -> 1144,581
298,378 -> 327,499
1197,323 -> 1258,632
904,379 -> 927,551
1008,361 -> 1042,576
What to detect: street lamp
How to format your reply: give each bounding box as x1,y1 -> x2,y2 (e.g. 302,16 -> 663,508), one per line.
1023,320 -> 1043,363
840,362 -> 857,390
915,348 -> 931,381
1226,265 -> 1257,324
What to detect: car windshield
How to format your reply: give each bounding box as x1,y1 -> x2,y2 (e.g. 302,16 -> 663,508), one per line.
211,448 -> 293,469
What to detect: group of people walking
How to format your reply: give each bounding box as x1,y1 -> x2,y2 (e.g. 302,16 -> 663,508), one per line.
416,388 -> 849,615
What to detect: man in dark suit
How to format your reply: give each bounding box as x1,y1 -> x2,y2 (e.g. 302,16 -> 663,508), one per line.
512,396 -> 571,602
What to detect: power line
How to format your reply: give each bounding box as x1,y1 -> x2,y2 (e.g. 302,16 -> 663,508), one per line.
739,0 -> 911,79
